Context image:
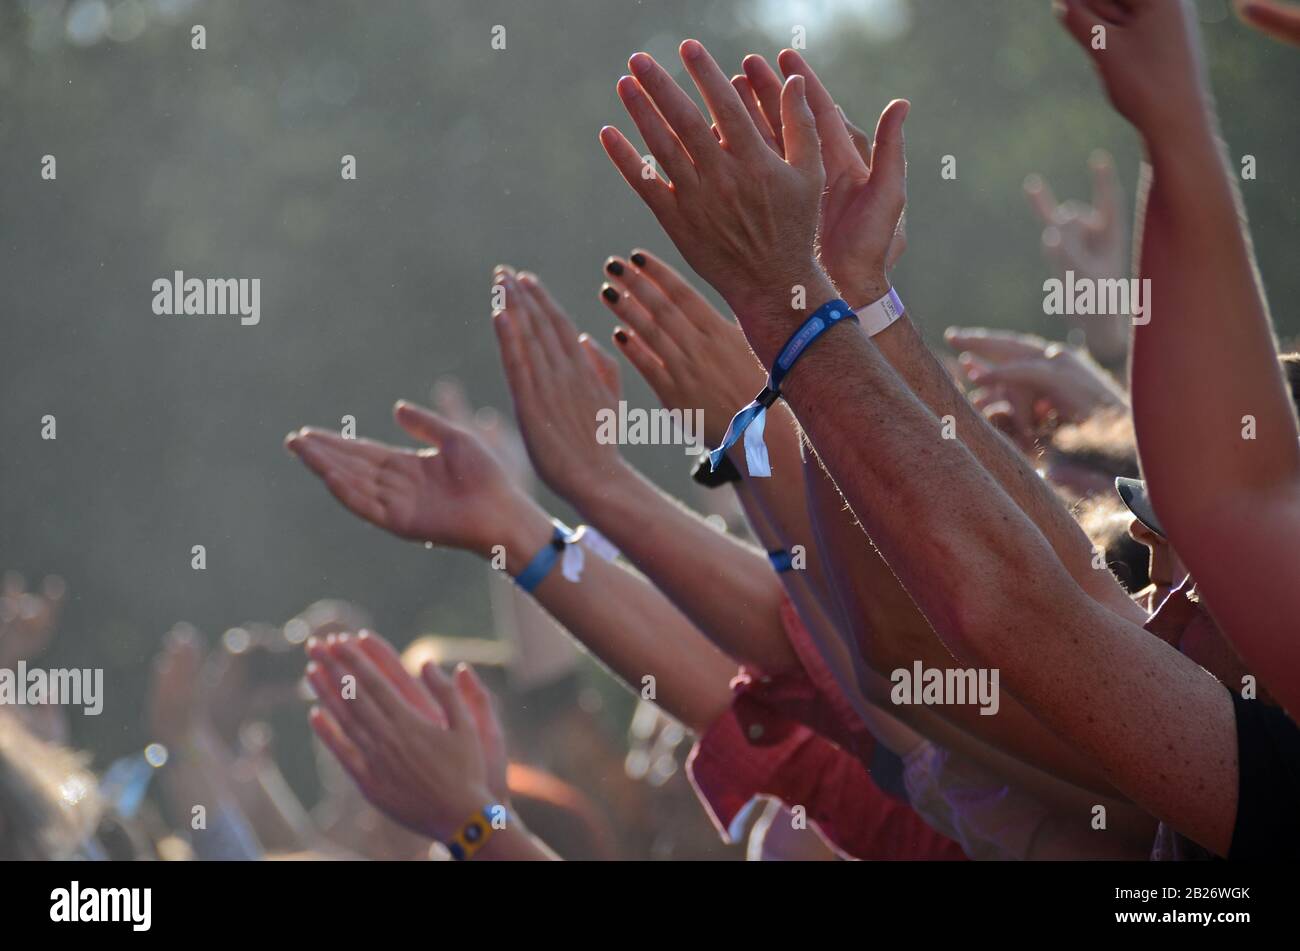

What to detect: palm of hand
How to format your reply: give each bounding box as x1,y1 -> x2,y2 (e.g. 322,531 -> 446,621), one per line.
819,171 -> 899,294
386,437 -> 509,547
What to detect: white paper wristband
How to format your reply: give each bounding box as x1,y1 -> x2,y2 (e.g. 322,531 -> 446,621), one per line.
853,286 -> 905,337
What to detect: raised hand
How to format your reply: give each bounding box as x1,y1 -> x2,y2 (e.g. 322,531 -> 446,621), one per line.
945,327 -> 1128,437
491,267 -> 629,502
599,39 -> 834,362
1023,153 -> 1129,366
305,631 -> 500,842
1057,0 -> 1212,142
285,401 -> 520,557
431,376 -> 534,488
1235,0 -> 1300,47
735,50 -> 908,307
600,249 -> 763,446
1024,153 -> 1125,288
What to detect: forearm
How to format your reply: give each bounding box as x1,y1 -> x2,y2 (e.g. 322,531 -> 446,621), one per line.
800,436 -> 1121,794
870,314 -> 1143,623
780,326 -> 1238,849
563,460 -> 796,673
488,572 -> 579,692
1135,130 -> 1300,523
496,498 -> 735,732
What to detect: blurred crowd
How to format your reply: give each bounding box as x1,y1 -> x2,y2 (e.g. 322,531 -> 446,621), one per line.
5,0 -> 1300,862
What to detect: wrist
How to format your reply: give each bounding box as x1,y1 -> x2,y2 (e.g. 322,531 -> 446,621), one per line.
727,267 -> 840,368
835,269 -> 891,310
492,501 -> 560,575
563,457 -> 638,519
1139,105 -> 1218,167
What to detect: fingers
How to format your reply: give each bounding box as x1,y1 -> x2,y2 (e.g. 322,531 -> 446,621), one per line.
578,332 -> 622,399
497,269 -> 561,374
776,48 -> 860,176
598,124 -> 678,222
869,99 -> 910,195
945,327 -> 1051,361
625,248 -> 720,328
420,661 -> 471,733
306,648 -> 373,747
604,255 -> 696,346
394,401 -> 460,449
455,664 -> 504,758
355,630 -> 444,724
1023,173 -> 1060,227
324,471 -> 388,528
611,327 -> 674,395
492,305 -> 534,404
599,279 -> 684,366
627,52 -> 720,172
1237,0 -> 1300,47
966,358 -> 1058,393
336,638 -> 419,729
731,74 -> 779,153
291,428 -> 395,468
308,707 -> 369,784
518,272 -> 583,362
741,54 -> 785,151
778,75 -> 821,175
613,73 -> 698,188
1088,150 -> 1122,234
678,39 -> 767,159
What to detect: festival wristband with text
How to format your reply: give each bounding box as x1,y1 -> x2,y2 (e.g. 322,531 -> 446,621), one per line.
709,298 -> 858,478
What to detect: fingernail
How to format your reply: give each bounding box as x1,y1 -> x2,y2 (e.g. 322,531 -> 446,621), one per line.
629,53 -> 652,76
630,252 -> 647,268
681,39 -> 703,61
605,259 -> 624,276
614,328 -> 629,344
602,285 -> 619,303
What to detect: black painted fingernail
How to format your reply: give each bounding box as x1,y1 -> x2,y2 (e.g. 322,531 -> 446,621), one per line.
614,328 -> 629,344
630,252 -> 647,267
606,259 -> 624,276
602,285 -> 619,303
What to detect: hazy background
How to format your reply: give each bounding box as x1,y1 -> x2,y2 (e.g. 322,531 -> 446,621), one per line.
3,0 -> 1298,770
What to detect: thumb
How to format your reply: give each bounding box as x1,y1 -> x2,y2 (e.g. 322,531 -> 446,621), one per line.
779,75 -> 821,175
579,333 -> 622,399
393,400 -> 461,447
869,99 -> 909,196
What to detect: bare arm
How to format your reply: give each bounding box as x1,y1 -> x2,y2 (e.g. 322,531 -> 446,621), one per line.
1062,0 -> 1300,712
776,324 -> 1238,855
492,266 -> 797,675
285,406 -> 734,734
753,49 -> 1145,627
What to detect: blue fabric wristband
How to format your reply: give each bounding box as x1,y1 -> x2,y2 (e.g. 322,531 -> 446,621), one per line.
709,298 -> 857,477
513,520 -> 573,592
